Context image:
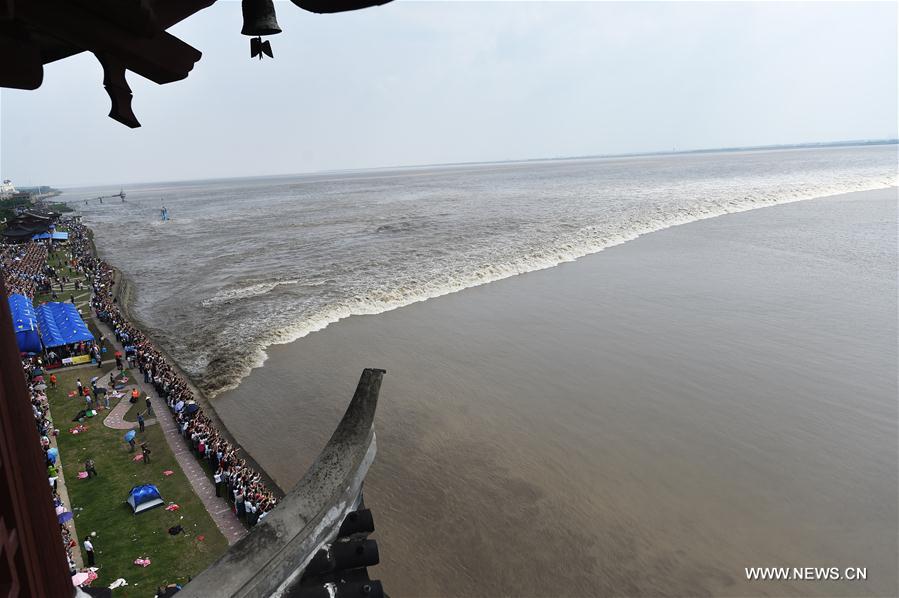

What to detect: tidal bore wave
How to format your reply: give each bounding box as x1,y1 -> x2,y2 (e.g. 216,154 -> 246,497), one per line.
201,178 -> 895,398
72,145 -> 897,398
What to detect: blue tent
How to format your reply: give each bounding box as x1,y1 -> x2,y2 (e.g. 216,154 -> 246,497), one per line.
32,231 -> 69,241
8,294 -> 41,354
35,302 -> 94,348
127,484 -> 164,514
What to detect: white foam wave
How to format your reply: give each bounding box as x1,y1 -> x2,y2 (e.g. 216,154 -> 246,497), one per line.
206,179 -> 896,397
201,279 -> 301,307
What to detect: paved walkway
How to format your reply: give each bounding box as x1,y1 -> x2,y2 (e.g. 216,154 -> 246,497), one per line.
102,390 -> 157,430
147,388 -> 247,544
87,316 -> 247,545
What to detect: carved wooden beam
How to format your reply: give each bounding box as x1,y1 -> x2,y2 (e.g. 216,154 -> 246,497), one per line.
4,0 -> 211,125
181,369 -> 386,598
0,27 -> 42,89
16,0 -> 202,84
95,53 -> 140,128
291,0 -> 392,14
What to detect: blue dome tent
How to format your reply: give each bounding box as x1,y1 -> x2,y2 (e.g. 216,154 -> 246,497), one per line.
35,302 -> 94,348
7,294 -> 41,354
127,484 -> 164,514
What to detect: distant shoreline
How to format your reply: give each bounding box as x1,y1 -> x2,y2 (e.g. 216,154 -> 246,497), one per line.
56,139 -> 898,191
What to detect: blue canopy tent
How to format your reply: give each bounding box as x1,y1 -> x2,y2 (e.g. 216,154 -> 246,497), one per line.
31,231 -> 69,241
127,484 -> 164,514
8,293 -> 41,354
35,302 -> 94,348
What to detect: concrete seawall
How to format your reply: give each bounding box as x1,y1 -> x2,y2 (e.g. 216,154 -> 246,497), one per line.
109,263 -> 285,496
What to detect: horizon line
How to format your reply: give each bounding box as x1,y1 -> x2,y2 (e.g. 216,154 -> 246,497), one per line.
35,136 -> 899,192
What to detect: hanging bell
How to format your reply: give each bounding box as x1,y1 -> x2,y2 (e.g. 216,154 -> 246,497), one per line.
241,0 -> 282,36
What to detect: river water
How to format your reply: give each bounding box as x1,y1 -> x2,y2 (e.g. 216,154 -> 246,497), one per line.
70,146 -> 897,596
71,146 -> 894,398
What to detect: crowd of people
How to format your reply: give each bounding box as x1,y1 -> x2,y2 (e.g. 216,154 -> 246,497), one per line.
22,356 -> 80,575
4,217 -> 281,585
2,227 -> 104,362
1,234 -> 89,301
1,241 -> 50,297
2,225 -> 96,576
183,412 -> 277,526
75,221 -> 280,526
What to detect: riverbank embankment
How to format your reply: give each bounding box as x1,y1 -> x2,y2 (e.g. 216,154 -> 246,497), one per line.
109,266 -> 284,498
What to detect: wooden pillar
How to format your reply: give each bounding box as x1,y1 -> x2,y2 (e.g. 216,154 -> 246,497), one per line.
0,277 -> 73,598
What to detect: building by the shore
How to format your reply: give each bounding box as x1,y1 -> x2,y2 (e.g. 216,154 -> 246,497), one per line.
0,179 -> 17,198
1,209 -> 60,242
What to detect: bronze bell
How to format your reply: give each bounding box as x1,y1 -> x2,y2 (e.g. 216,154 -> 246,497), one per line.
241,0 -> 282,36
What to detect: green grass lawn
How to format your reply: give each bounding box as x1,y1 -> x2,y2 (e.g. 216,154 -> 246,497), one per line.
48,366 -> 228,596
34,247 -> 92,306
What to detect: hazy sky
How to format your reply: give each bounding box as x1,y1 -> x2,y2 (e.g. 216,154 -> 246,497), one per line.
1,1 -> 896,187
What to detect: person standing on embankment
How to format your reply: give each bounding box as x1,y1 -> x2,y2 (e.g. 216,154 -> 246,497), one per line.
83,537 -> 95,567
